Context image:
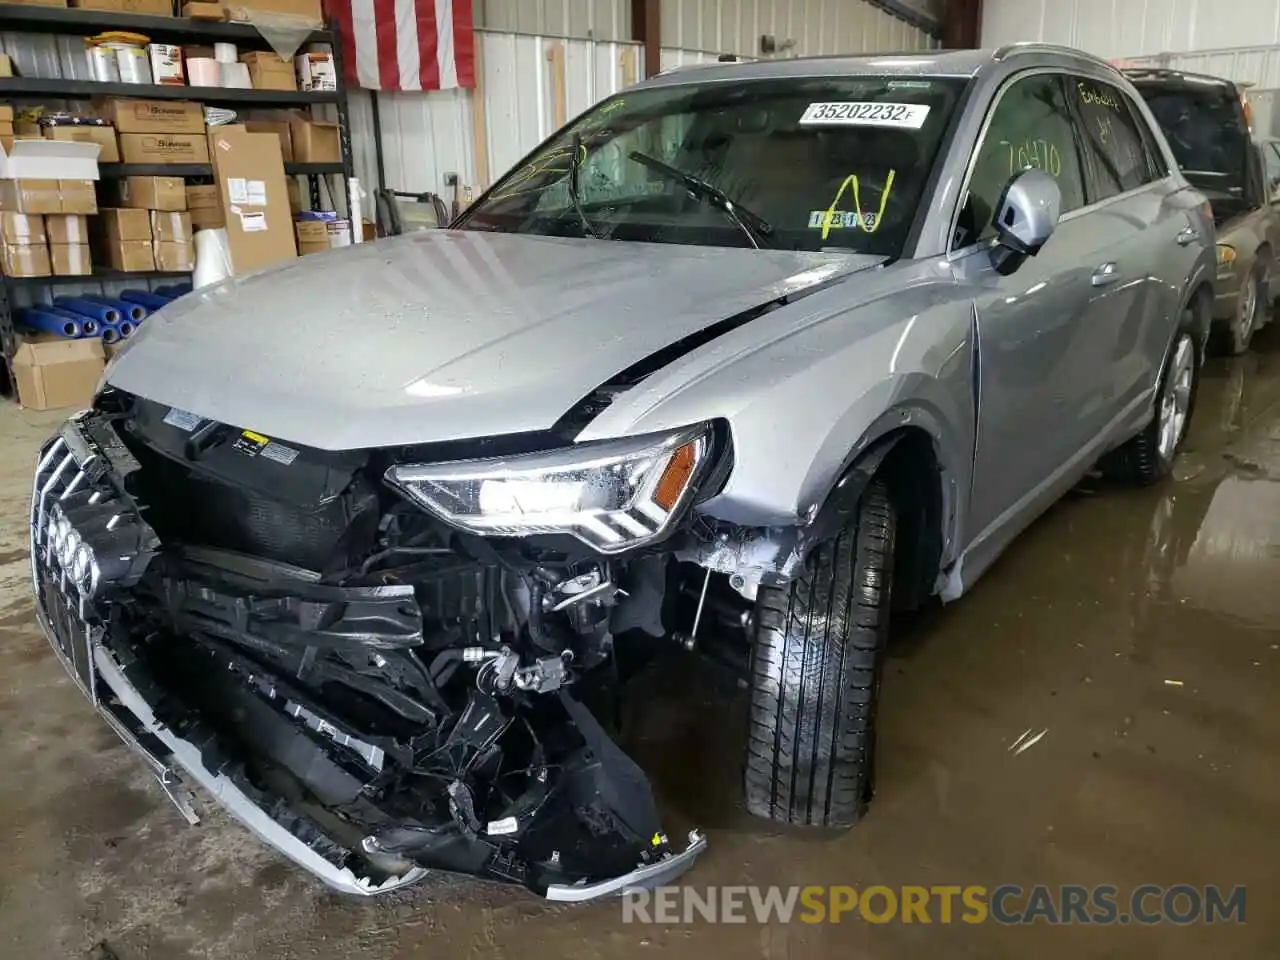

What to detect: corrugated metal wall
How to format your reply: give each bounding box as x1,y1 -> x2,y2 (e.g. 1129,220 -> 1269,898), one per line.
475,0 -> 632,41
661,0 -> 935,57
476,0 -> 936,55
981,0 -> 1280,61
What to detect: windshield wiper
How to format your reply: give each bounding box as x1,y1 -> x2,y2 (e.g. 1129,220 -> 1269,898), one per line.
627,150 -> 773,248
568,133 -> 603,239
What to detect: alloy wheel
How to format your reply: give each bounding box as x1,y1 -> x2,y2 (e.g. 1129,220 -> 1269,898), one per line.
1157,335 -> 1195,462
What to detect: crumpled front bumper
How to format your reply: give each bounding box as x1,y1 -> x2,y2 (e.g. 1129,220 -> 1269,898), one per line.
29,414 -> 707,901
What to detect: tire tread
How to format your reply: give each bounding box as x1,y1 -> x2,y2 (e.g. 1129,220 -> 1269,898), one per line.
744,481 -> 895,828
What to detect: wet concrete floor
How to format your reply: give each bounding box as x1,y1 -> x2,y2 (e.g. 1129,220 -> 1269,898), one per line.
1,336 -> 1278,960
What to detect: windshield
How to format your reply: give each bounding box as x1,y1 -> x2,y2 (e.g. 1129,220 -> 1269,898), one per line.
455,75 -> 966,257
1134,81 -> 1250,205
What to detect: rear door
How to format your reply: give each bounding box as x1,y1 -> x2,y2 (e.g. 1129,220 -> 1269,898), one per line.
1068,75 -> 1182,435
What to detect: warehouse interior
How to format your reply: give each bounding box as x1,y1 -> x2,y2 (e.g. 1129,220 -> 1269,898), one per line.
0,1 -> 1278,958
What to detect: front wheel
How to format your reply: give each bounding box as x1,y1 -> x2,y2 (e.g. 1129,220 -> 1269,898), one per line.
743,480 -> 895,828
1106,328 -> 1199,486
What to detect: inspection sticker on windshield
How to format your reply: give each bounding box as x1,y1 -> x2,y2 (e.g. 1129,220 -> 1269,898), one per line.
799,101 -> 931,128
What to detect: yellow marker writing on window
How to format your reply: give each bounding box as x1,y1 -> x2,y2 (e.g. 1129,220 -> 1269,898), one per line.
819,170 -> 896,241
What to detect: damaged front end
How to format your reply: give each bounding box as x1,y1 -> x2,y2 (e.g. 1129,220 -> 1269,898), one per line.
30,396 -> 714,900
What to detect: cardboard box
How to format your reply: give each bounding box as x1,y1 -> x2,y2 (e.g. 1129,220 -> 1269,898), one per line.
286,177 -> 303,213
289,120 -> 340,163
43,124 -> 120,163
154,238 -> 194,271
11,335 -> 105,411
119,132 -> 211,164
241,52 -> 297,91
51,242 -> 92,276
211,127 -> 296,274
186,183 -> 224,228
0,54 -> 13,78
113,175 -> 186,210
45,214 -> 88,244
0,138 -> 101,181
9,0 -> 68,6
150,209 -> 192,242
0,179 -> 61,214
225,0 -> 320,21
295,50 -> 337,92
1,242 -> 51,276
243,120 -> 293,162
0,107 -> 14,123
72,0 -> 172,11
294,218 -> 328,255
105,238 -> 155,271
183,1 -> 225,17
0,212 -> 45,244
95,98 -> 204,134
100,208 -> 152,242
58,179 -> 98,214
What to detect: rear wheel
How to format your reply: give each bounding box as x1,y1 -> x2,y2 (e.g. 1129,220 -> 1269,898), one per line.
744,481 -> 895,828
1106,327 -> 1198,486
1227,262 -> 1264,355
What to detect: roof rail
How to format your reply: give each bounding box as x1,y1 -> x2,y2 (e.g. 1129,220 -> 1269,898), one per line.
991,41 -> 1119,70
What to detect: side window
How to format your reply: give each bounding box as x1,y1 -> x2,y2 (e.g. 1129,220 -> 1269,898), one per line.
955,74 -> 1087,249
1072,77 -> 1155,199
1130,100 -> 1171,180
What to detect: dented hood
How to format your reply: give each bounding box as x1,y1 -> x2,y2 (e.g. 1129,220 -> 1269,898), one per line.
105,230 -> 881,451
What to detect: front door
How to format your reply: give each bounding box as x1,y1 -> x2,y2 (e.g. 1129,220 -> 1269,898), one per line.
954,71 -> 1114,546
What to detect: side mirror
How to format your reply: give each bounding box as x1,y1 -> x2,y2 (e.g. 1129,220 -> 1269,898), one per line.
990,168 -> 1062,276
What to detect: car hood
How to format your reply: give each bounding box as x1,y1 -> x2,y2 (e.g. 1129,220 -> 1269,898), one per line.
106,230 -> 883,451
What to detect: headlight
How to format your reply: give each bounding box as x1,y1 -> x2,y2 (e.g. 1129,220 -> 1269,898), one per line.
385,424 -> 716,553
1217,243 -> 1237,267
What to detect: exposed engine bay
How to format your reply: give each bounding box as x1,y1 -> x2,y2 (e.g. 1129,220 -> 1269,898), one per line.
32,391 -> 748,898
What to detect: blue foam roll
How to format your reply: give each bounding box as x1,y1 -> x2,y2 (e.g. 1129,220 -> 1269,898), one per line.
48,308 -> 98,338
53,296 -> 121,326
101,325 -> 121,345
116,321 -> 135,339
21,308 -> 82,338
154,283 -> 191,298
119,290 -> 170,313
80,294 -> 147,322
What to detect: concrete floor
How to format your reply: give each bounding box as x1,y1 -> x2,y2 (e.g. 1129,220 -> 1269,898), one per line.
2,338 -> 1279,960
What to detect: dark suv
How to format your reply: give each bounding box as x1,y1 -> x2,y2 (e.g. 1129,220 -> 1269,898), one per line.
1127,67 -> 1280,353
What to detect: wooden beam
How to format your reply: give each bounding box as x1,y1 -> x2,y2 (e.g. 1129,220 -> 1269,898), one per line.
942,0 -> 982,49
631,0 -> 661,79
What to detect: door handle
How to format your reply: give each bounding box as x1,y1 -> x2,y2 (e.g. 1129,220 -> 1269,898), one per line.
1091,262 -> 1120,286
1176,226 -> 1200,246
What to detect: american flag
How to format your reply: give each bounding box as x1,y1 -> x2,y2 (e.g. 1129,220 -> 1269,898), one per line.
324,0 -> 476,92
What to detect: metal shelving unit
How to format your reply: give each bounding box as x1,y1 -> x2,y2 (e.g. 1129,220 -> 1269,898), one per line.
2,270 -> 194,289
0,76 -> 339,106
0,4 -> 357,386
0,4 -> 330,44
97,162 -> 347,177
